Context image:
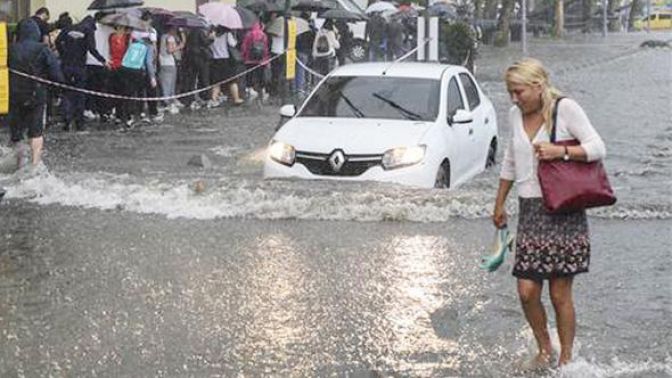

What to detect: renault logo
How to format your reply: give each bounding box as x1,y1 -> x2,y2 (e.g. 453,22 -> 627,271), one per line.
328,150 -> 346,172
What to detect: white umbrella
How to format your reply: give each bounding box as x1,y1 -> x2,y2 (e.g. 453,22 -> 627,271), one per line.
365,1 -> 397,14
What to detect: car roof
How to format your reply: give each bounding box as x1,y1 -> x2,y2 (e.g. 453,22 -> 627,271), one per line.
330,62 -> 465,80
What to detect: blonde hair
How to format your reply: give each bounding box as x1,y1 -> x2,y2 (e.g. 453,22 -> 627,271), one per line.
505,58 -> 562,132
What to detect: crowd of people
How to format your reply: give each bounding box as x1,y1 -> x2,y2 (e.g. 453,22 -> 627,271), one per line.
3,3 -> 429,169
7,4 -> 420,128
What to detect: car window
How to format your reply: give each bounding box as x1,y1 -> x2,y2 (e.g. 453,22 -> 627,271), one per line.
446,77 -> 464,117
660,14 -> 672,20
459,73 -> 481,110
299,76 -> 441,121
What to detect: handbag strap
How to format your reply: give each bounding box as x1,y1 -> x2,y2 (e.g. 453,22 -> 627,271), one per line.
550,96 -> 566,143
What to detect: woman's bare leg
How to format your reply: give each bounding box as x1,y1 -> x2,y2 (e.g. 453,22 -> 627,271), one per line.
518,278 -> 553,364
550,276 -> 575,366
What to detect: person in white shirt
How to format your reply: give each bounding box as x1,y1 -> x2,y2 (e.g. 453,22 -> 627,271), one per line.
311,20 -> 340,76
209,29 -> 243,106
85,13 -> 114,120
492,58 -> 606,369
158,26 -> 184,113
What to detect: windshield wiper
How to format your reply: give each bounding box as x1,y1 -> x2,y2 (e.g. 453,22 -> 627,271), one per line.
339,92 -> 366,118
372,92 -> 423,121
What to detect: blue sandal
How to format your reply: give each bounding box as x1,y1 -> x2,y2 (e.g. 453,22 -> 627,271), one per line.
480,226 -> 514,272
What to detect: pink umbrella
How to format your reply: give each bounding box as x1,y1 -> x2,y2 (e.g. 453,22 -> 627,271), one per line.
198,2 -> 243,29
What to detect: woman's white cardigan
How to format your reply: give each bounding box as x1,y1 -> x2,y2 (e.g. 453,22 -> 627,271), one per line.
500,98 -> 606,198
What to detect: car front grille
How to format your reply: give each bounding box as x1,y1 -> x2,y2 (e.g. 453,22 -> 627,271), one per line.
295,150 -> 383,177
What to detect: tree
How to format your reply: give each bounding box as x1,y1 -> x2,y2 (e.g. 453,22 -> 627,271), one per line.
628,0 -> 642,30
495,0 -> 515,46
554,0 -> 564,37
607,0 -> 621,31
581,0 -> 594,32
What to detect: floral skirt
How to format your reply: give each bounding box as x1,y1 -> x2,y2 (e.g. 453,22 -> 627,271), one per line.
513,197 -> 590,281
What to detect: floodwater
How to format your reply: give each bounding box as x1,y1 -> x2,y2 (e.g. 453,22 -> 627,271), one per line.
0,32 -> 670,377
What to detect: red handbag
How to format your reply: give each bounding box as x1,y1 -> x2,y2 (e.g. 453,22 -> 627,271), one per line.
537,98 -> 617,213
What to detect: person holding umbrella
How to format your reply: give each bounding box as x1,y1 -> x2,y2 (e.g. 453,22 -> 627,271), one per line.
240,21 -> 269,103
209,26 -> 244,107
182,26 -> 215,109
107,24 -> 131,125
312,19 -> 340,76
158,25 -> 185,114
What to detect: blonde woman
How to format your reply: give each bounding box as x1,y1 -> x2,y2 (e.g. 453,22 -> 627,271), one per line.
492,58 -> 606,368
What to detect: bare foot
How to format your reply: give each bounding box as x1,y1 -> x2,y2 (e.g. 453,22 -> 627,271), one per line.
558,352 -> 572,367
520,352 -> 553,371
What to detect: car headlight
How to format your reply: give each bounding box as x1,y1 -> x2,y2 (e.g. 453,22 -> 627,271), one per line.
382,145 -> 426,170
268,140 -> 296,166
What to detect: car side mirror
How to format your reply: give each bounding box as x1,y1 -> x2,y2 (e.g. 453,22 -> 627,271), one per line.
279,104 -> 297,118
452,109 -> 473,124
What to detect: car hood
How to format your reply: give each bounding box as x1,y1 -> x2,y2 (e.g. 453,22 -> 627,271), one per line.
274,117 -> 434,154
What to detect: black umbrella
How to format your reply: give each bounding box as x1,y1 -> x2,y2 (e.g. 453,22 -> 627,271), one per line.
87,0 -> 144,11
292,0 -> 337,12
240,0 -> 284,13
320,9 -> 367,21
167,15 -> 209,29
100,12 -> 150,30
234,5 -> 259,28
428,2 -> 457,19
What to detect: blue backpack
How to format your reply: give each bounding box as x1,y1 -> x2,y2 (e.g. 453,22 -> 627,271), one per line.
122,41 -> 148,70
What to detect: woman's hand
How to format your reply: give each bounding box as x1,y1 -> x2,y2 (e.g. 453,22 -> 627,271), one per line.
492,204 -> 508,229
533,142 -> 564,160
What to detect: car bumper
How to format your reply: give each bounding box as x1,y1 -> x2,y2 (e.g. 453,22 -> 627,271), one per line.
263,158 -> 436,188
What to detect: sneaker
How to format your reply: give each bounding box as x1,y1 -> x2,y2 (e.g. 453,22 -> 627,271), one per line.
248,89 -> 259,101
124,118 -> 135,129
206,99 -> 219,108
152,113 -> 164,123
168,104 -> 180,115
83,110 -> 97,120
190,102 -> 201,110
174,101 -> 185,108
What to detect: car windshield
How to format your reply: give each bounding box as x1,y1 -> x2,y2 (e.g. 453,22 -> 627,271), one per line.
299,76 -> 441,122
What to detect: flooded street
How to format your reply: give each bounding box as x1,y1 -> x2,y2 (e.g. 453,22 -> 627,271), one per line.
1,32 -> 671,376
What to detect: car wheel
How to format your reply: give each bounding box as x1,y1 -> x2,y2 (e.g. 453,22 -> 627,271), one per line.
485,138 -> 497,169
434,161 -> 451,189
349,39 -> 368,63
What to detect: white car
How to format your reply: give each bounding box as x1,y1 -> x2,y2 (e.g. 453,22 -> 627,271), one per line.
263,62 -> 498,189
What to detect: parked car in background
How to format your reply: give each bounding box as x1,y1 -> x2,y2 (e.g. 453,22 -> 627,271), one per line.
264,62 -> 498,189
634,10 -> 672,30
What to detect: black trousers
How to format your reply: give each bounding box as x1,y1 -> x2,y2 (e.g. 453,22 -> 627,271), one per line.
62,65 -> 87,126
181,58 -> 210,105
85,65 -> 111,116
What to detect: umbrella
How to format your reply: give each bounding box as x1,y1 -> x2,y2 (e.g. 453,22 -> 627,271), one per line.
238,0 -> 286,13
265,16 -> 310,36
199,2 -> 243,29
87,0 -> 144,10
100,12 -> 150,30
234,5 -> 259,28
365,1 -> 396,14
428,2 -> 457,19
292,0 -> 337,12
320,9 -> 367,21
167,14 -> 209,28
139,7 -> 175,20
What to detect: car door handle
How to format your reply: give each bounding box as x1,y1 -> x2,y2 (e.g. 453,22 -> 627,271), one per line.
469,128 -> 474,135
485,117 -> 489,124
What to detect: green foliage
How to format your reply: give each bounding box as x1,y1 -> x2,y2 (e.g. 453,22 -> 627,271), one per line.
439,21 -> 476,66
494,30 -> 510,47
